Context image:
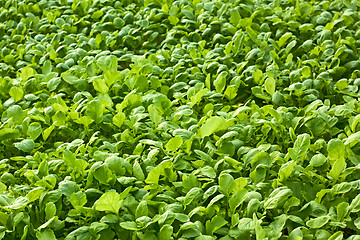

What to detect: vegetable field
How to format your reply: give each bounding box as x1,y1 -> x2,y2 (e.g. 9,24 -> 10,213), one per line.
1,0 -> 360,239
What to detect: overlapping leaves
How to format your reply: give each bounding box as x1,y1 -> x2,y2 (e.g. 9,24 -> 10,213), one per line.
0,0 -> 360,239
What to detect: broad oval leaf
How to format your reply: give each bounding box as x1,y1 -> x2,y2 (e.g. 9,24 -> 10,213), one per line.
95,192 -> 123,214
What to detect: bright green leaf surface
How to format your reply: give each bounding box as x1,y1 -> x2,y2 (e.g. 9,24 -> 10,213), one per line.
1,0 -> 360,239
199,116 -> 227,138
95,192 -> 123,214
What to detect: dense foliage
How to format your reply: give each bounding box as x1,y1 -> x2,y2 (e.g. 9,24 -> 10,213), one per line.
1,0 -> 360,239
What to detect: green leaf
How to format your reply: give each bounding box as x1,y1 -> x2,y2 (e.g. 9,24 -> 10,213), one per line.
168,15 -> 179,25
184,187 -> 202,206
205,215 -> 227,235
264,77 -> 276,96
89,222 -> 109,235
135,201 -> 148,218
9,86 -> 24,102
145,161 -> 171,184
349,194 -> 360,213
45,202 -> 56,220
93,78 -> 109,93
113,112 -> 125,128
355,217 -> 360,229
252,86 -> 271,101
27,122 -> 42,140
306,216 -> 330,228
70,191 -> 87,208
327,139 -> 345,161
237,218 -> 253,232
59,179 -> 80,198
214,72 -> 228,94
190,88 -> 208,105
246,26 -> 259,45
120,221 -> 139,230
207,194 -> 224,208
5,2 -> 360,238
344,131 -> 360,146
278,160 -> 295,182
42,60 -> 52,75
6,196 -> 29,210
86,99 -> 103,124
253,69 -> 263,84
350,114 -> 360,132
133,160 -> 145,181
288,228 -> 303,239
288,133 -> 310,161
264,187 -> 292,209
26,187 -> 45,202
233,177 -> 247,192
328,157 -> 346,180
182,9 -> 195,20
93,165 -> 113,184
337,202 -> 349,221
61,72 -> 78,84
269,214 -> 287,238
232,33 -> 245,54
63,149 -> 77,170
20,66 -> 35,81
199,116 -> 227,138
36,229 -> 56,240
277,32 -> 292,47
165,136 -> 183,152
0,128 -> 21,141
230,9 -> 241,25
229,189 -> 247,213
14,139 -> 35,152
310,153 -> 327,167
335,79 -> 348,91
159,224 -> 173,240
253,213 -> 266,240
104,70 -> 120,86
328,231 -> 343,240
47,77 -> 61,91
97,55 -> 118,72
224,85 -> 238,100
219,173 -> 234,196
245,48 -> 262,61
148,104 -> 162,125
43,125 -> 54,141
92,10 -> 104,19
95,192 -> 123,214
